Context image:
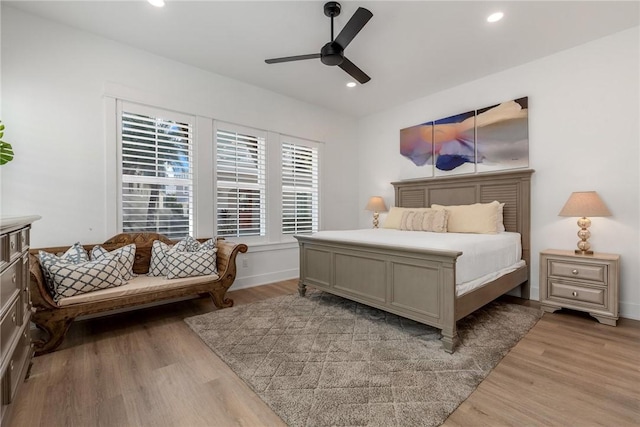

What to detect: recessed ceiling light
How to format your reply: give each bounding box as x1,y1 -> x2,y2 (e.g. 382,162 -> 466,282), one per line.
346,82 -> 357,88
148,0 -> 165,8
487,12 -> 504,23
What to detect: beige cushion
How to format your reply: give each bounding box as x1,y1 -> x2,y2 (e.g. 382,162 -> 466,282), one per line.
399,209 -> 448,232
432,201 -> 500,234
57,273 -> 220,307
383,207 -> 435,229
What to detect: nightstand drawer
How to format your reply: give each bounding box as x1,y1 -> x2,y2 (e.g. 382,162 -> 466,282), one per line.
548,280 -> 605,306
548,260 -> 606,283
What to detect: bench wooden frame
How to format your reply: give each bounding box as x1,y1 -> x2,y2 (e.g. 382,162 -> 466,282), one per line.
29,232 -> 247,355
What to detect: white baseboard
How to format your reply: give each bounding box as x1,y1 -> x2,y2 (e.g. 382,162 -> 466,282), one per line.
620,302 -> 640,321
231,268 -> 299,290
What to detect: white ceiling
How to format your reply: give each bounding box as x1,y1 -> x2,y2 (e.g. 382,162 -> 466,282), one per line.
6,1 -> 639,117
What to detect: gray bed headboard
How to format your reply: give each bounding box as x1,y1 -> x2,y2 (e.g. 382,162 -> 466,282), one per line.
391,169 -> 534,274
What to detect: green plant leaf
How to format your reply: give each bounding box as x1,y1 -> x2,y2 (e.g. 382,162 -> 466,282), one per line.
0,141 -> 14,165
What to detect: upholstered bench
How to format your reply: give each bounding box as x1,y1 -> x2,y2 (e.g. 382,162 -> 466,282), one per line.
29,232 -> 247,355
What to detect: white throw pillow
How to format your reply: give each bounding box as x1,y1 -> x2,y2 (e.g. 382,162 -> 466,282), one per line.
149,237 -> 217,277
47,255 -> 126,303
165,249 -> 218,279
38,242 -> 89,295
91,243 -> 136,280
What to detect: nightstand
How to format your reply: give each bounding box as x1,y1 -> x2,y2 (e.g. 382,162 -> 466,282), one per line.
539,249 -> 620,326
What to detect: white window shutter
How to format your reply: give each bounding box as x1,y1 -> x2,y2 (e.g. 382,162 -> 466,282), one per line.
282,142 -> 319,234
215,126 -> 266,237
120,107 -> 194,239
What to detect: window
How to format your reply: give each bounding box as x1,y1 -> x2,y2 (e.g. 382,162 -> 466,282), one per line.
282,140 -> 319,234
215,124 -> 266,237
118,103 -> 194,239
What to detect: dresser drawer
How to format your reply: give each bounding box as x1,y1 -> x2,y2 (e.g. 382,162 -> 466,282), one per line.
19,229 -> 29,251
0,300 -> 20,362
8,232 -> 20,262
548,280 -> 605,306
0,263 -> 20,309
6,327 -> 31,404
548,259 -> 606,283
0,234 -> 7,265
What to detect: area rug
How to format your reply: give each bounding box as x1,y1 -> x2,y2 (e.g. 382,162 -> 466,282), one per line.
185,291 -> 541,426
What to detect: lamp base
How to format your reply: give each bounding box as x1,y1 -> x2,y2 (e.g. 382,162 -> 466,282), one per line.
575,249 -> 594,256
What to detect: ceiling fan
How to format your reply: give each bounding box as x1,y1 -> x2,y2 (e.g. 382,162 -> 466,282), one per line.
265,2 -> 373,84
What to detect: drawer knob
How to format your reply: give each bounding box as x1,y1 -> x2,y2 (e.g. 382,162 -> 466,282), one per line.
572,269 -> 579,275
11,313 -> 16,324
10,360 -> 14,371
10,241 -> 15,249
572,291 -> 578,297
12,274 -> 16,283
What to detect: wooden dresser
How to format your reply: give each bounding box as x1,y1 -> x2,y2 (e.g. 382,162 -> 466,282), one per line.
1,215 -> 40,424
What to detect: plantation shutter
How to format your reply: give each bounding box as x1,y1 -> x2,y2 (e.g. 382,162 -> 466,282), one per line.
282,141 -> 319,234
119,105 -> 194,239
215,126 -> 266,237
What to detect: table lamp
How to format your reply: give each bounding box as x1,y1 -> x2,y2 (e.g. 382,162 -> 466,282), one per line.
558,191 -> 611,255
365,196 -> 388,229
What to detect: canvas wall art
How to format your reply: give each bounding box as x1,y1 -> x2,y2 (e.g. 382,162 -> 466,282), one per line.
400,97 -> 528,175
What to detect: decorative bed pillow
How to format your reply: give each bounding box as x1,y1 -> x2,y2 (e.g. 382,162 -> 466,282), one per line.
165,249 -> 218,279
91,243 -> 136,280
46,255 -> 126,303
399,209 -> 448,232
383,207 -> 435,229
38,242 -> 90,294
497,202 -> 506,232
432,201 -> 500,234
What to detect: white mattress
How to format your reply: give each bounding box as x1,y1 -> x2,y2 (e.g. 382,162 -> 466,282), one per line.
307,229 -> 523,295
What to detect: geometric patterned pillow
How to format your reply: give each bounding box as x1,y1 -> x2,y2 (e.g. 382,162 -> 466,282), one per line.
91,243 -> 136,280
147,236 -> 216,277
148,239 -> 189,277
165,249 -> 218,279
47,255 -> 126,303
38,242 -> 90,295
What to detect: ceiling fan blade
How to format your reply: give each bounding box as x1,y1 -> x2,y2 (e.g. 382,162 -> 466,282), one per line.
265,53 -> 321,64
334,7 -> 373,49
339,57 -> 371,84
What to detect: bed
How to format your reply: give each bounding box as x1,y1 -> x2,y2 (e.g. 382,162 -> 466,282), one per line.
294,169 -> 533,353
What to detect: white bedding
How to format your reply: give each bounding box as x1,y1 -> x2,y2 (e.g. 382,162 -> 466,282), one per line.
306,229 -> 523,295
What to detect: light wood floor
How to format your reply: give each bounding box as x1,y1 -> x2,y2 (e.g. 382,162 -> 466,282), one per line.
7,280 -> 640,427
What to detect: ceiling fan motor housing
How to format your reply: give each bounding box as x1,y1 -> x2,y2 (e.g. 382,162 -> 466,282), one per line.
321,42 -> 344,66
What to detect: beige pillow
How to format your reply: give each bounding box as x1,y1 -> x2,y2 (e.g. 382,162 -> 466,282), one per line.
497,202 -> 506,232
399,209 -> 448,232
383,207 -> 434,229
432,201 -> 500,234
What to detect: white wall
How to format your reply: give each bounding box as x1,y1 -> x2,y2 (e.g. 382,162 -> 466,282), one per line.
0,6 -> 359,288
357,27 -> 640,320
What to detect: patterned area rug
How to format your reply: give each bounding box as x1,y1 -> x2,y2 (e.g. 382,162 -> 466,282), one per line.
185,291 -> 541,426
